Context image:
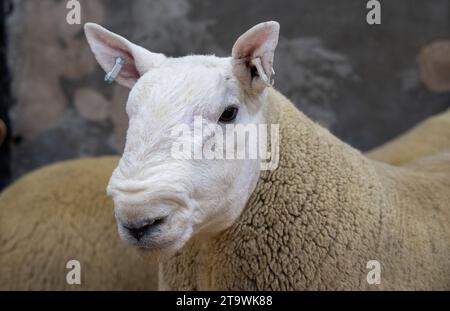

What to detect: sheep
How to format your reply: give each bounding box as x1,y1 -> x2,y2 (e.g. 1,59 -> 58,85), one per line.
0,156 -> 158,290
365,107 -> 450,165
84,22 -> 450,290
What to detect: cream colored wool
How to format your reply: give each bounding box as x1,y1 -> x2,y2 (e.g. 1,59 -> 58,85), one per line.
0,157 -> 158,290
366,108 -> 450,165
160,89 -> 450,290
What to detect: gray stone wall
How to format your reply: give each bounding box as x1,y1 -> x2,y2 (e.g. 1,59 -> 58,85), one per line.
4,0 -> 450,184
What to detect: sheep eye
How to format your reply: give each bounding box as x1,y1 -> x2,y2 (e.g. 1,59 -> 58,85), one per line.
219,106 -> 239,123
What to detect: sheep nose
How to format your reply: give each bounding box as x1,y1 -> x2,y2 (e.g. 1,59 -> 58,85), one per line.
123,218 -> 164,241
125,224 -> 151,241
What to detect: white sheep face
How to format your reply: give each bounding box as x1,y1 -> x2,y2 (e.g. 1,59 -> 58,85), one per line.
85,22 -> 279,255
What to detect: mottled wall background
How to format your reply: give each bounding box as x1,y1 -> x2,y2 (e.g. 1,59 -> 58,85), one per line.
2,0 -> 450,187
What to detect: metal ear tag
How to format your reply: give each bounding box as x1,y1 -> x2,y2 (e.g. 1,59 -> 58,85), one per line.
269,68 -> 275,86
250,57 -> 275,87
104,56 -> 125,84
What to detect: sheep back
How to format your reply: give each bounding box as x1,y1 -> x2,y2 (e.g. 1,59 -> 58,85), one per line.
366,107 -> 450,165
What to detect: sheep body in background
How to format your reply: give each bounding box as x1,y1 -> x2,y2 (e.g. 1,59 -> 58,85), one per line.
0,157 -> 158,290
366,108 -> 450,165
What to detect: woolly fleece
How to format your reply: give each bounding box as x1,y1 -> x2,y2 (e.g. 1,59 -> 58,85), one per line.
0,157 -> 158,290
159,89 -> 450,290
366,108 -> 450,165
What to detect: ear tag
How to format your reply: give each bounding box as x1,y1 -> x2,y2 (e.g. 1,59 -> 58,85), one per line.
104,56 -> 125,84
250,57 -> 275,87
270,68 -> 275,86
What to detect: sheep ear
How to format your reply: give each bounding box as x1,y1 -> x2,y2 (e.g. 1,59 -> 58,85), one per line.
84,23 -> 165,88
231,21 -> 280,93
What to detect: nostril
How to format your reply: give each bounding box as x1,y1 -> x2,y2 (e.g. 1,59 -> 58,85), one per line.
123,218 -> 165,241
126,225 -> 150,241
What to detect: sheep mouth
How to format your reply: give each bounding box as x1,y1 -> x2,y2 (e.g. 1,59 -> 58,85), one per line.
126,221 -> 193,256
118,218 -> 187,250
120,232 -> 178,251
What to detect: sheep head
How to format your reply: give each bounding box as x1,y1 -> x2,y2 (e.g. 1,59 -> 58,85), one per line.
84,21 -> 280,256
